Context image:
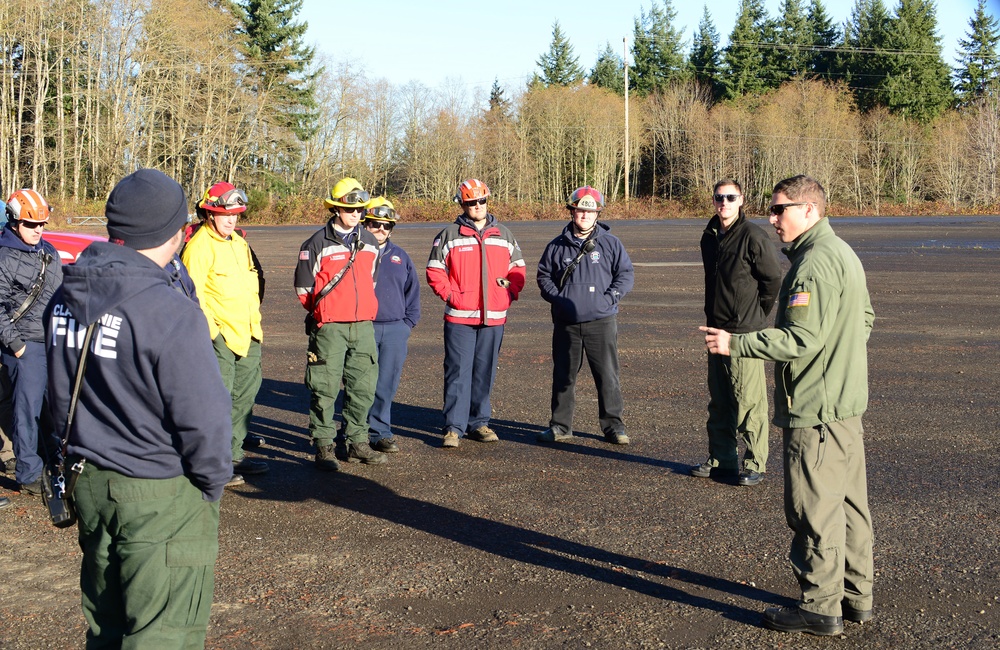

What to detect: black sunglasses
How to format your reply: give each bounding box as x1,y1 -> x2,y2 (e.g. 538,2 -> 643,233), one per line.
20,221 -> 47,229
365,220 -> 394,231
462,198 -> 488,207
768,202 -> 811,216
713,193 -> 741,203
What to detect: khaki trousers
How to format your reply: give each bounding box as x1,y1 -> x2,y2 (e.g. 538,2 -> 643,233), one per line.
784,416 -> 874,616
705,354 -> 770,472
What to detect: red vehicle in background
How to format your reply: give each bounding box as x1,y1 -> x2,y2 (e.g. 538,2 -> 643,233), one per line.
42,231 -> 106,264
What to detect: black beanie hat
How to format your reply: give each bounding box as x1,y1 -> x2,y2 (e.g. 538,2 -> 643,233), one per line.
106,169 -> 189,250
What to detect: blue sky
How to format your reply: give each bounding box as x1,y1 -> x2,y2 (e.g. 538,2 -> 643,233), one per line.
300,0 -> 984,94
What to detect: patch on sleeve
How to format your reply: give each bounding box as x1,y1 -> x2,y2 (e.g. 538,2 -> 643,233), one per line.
432,237 -> 441,247
788,292 -> 811,307
299,250 -> 310,261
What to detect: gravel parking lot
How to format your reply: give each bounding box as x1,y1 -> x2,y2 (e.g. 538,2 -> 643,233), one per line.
2,216 -> 998,649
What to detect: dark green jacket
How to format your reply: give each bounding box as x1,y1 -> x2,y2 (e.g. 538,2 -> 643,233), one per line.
730,218 -> 874,428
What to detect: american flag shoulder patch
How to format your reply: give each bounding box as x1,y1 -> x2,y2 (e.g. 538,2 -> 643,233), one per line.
788,292 -> 811,307
299,250 -> 310,261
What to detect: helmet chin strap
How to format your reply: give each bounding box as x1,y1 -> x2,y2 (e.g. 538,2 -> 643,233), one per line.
572,220 -> 596,239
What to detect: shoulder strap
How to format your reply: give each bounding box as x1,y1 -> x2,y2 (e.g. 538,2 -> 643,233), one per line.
557,236 -> 597,290
315,232 -> 362,303
10,251 -> 52,323
61,322 -> 98,452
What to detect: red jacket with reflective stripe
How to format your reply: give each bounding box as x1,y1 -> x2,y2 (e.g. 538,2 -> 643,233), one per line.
426,215 -> 526,326
294,222 -> 379,324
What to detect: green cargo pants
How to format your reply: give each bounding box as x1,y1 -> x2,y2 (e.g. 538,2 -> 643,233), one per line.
784,416 -> 874,617
305,321 -> 378,446
213,335 -> 263,463
74,464 -> 220,650
705,353 -> 770,472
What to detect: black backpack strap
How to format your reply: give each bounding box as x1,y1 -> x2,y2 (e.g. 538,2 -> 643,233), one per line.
10,251 -> 52,323
557,236 -> 597,290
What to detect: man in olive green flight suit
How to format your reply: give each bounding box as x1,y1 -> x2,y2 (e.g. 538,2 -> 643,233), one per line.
702,174 -> 875,637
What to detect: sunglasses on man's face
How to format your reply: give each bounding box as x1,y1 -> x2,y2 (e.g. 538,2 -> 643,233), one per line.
340,206 -> 365,214
365,220 -> 393,232
462,198 -> 488,208
20,221 -> 47,230
768,202 -> 811,216
713,193 -> 741,203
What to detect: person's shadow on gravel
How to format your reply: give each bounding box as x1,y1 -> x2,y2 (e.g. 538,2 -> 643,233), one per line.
242,472 -> 791,626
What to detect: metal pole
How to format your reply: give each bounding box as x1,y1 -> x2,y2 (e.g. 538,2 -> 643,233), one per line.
624,37 -> 630,207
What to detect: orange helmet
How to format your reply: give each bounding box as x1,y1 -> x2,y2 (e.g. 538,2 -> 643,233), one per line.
6,189 -> 51,224
199,182 -> 247,214
567,186 -> 604,212
454,179 -> 490,204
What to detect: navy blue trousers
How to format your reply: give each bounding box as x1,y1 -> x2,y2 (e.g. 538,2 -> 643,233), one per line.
443,322 -> 503,435
368,320 -> 411,441
3,341 -> 54,485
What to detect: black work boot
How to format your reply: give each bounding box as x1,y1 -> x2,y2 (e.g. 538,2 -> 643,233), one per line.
762,606 -> 844,636
233,457 -> 269,475
346,442 -> 387,465
315,443 -> 341,472
842,601 -> 873,623
334,438 -> 350,462
371,438 -> 400,453
242,435 -> 265,449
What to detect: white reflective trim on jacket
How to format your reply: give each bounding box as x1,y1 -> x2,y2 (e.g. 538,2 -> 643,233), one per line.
444,307 -> 510,320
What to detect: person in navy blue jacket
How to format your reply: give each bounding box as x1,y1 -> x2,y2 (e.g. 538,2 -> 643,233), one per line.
536,186 -> 634,445
44,169 -> 233,647
364,197 -> 420,453
0,189 -> 63,495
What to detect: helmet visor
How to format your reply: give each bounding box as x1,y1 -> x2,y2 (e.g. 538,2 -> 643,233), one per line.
338,190 -> 370,206
367,205 -> 396,220
217,188 -> 247,211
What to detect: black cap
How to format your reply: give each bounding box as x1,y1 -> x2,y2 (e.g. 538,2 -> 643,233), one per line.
106,169 -> 188,250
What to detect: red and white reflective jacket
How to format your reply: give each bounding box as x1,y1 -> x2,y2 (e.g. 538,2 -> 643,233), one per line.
426,214 -> 526,326
294,221 -> 379,324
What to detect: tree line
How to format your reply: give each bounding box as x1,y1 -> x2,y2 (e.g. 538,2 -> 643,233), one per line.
1,0 -> 998,219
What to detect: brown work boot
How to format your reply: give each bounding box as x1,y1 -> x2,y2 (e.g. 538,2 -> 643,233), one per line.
467,425 -> 499,443
315,443 -> 341,472
346,442 -> 387,465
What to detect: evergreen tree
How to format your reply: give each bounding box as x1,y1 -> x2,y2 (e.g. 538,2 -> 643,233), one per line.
689,6 -> 723,100
808,0 -> 841,80
488,78 -> 512,119
954,0 -> 1000,105
234,0 -> 318,143
631,0 -> 688,95
884,0 -> 954,122
722,0 -> 770,98
769,0 -> 813,85
536,21 -> 584,87
590,42 -> 626,95
842,0 -> 894,112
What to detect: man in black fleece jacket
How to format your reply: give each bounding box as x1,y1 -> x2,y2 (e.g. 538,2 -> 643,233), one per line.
45,168 -> 233,648
691,179 -> 782,486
